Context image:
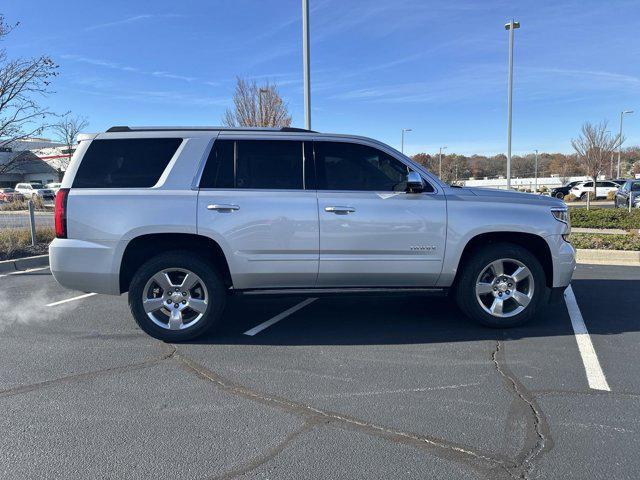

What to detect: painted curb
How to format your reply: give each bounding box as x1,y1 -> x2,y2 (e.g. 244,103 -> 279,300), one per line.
576,249 -> 640,266
0,254 -> 49,274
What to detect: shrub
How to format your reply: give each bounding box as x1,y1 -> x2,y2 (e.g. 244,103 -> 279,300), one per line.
570,233 -> 640,251
564,194 -> 578,202
0,226 -> 54,260
539,186 -> 548,193
570,208 -> 640,229
0,196 -> 48,211
607,190 -> 617,201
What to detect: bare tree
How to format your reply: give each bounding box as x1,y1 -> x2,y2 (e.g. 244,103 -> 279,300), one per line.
222,77 -> 291,128
0,14 -> 58,175
571,121 -> 621,207
51,114 -> 88,173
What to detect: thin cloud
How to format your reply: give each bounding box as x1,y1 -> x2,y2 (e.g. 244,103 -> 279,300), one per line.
84,14 -> 186,31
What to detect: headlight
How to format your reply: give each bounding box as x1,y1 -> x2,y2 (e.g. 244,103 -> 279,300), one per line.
551,208 -> 571,239
551,207 -> 569,224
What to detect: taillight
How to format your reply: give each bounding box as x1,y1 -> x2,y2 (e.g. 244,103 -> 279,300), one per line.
54,188 -> 70,238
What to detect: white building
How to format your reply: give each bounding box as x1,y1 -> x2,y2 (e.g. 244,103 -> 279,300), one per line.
0,138 -> 68,187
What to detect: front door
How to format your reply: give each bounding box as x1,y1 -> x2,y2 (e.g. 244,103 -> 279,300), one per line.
314,140 -> 446,287
197,138 -> 319,289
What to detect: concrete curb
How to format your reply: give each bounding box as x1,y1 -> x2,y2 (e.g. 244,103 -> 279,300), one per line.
0,254 -> 49,274
576,249 -> 640,266
572,227 -> 630,235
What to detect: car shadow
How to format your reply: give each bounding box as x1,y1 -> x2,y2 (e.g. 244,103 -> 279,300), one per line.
187,278 -> 639,346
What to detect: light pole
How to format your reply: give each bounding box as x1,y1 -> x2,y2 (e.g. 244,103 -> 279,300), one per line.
534,149 -> 538,193
258,88 -> 268,127
617,110 -> 633,178
438,146 -> 447,178
401,128 -> 412,154
505,19 -> 520,190
302,0 -> 311,130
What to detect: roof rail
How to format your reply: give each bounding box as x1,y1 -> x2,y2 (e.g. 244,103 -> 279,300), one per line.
106,126 -> 317,133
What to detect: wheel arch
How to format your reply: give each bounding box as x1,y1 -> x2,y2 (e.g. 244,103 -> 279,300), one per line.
453,232 -> 553,289
119,233 -> 232,293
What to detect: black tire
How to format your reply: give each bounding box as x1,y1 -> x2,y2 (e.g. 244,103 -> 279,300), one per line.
555,192 -> 564,199
454,243 -> 546,328
128,251 -> 226,341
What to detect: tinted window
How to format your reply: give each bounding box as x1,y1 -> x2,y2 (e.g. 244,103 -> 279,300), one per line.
632,181 -> 640,191
583,182 -> 593,187
315,142 -> 422,192
199,139 -> 234,188
200,140 -> 304,190
72,138 -> 182,188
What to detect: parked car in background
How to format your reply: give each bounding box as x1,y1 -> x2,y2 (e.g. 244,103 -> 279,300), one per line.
614,180 -> 640,208
45,182 -> 62,195
50,126 -> 575,341
0,187 -> 24,203
14,182 -> 56,202
570,180 -> 619,200
550,181 -> 582,199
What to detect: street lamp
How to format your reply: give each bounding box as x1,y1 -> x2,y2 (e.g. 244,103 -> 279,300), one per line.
505,19 -> 520,190
617,110 -> 633,178
533,149 -> 538,193
258,88 -> 268,127
438,146 -> 447,178
302,0 -> 311,130
401,128 -> 412,154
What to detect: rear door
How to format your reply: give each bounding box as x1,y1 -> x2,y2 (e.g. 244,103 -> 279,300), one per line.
197,137 -> 319,289
314,140 -> 446,287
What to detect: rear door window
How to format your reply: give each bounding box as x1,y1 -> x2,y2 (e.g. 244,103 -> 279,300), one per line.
72,138 -> 182,188
199,139 -> 306,190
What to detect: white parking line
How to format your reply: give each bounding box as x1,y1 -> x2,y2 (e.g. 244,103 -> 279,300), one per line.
564,285 -> 610,392
0,266 -> 50,278
243,298 -> 317,336
46,292 -> 97,307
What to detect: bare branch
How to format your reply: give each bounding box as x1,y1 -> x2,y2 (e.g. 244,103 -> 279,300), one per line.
222,77 -> 292,128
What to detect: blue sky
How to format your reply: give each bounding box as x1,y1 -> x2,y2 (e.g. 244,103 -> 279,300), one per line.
4,0 -> 639,155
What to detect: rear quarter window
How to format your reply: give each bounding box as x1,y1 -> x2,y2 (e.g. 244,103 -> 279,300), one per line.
72,138 -> 182,188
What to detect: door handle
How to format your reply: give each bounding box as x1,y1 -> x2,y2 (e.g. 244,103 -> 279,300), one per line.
324,206 -> 355,214
207,204 -> 240,211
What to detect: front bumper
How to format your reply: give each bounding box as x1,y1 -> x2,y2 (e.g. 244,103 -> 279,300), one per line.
546,234 -> 576,288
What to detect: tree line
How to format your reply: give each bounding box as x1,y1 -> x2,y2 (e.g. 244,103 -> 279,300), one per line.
411,147 -> 640,184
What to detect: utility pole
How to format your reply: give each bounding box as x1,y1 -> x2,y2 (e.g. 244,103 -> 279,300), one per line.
505,19 -> 520,190
401,128 -> 412,154
534,149 -> 538,193
302,0 -> 311,130
439,146 -> 447,178
618,110 -> 634,178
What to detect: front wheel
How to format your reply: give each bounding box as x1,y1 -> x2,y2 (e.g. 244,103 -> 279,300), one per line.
555,192 -> 564,199
128,252 -> 226,341
454,243 -> 546,328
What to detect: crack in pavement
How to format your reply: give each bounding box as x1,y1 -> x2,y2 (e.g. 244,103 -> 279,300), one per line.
209,419 -> 320,480
0,344 -> 176,399
174,351 -> 517,480
492,340 -> 553,479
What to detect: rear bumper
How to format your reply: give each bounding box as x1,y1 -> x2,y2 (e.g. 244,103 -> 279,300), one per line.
49,238 -> 120,295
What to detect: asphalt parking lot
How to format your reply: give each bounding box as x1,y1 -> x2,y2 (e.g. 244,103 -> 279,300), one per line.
1,264 -> 639,479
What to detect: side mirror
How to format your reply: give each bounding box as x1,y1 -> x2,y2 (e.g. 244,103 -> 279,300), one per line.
406,171 -> 424,193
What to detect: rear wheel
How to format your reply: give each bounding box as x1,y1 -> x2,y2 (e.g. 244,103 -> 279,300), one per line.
555,192 -> 564,199
128,252 -> 226,341
454,243 -> 546,328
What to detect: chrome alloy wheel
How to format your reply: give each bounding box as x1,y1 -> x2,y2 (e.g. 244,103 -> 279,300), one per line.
475,258 -> 534,318
142,268 -> 209,330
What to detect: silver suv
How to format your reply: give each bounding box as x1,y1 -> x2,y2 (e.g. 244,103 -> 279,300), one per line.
50,126 -> 575,341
